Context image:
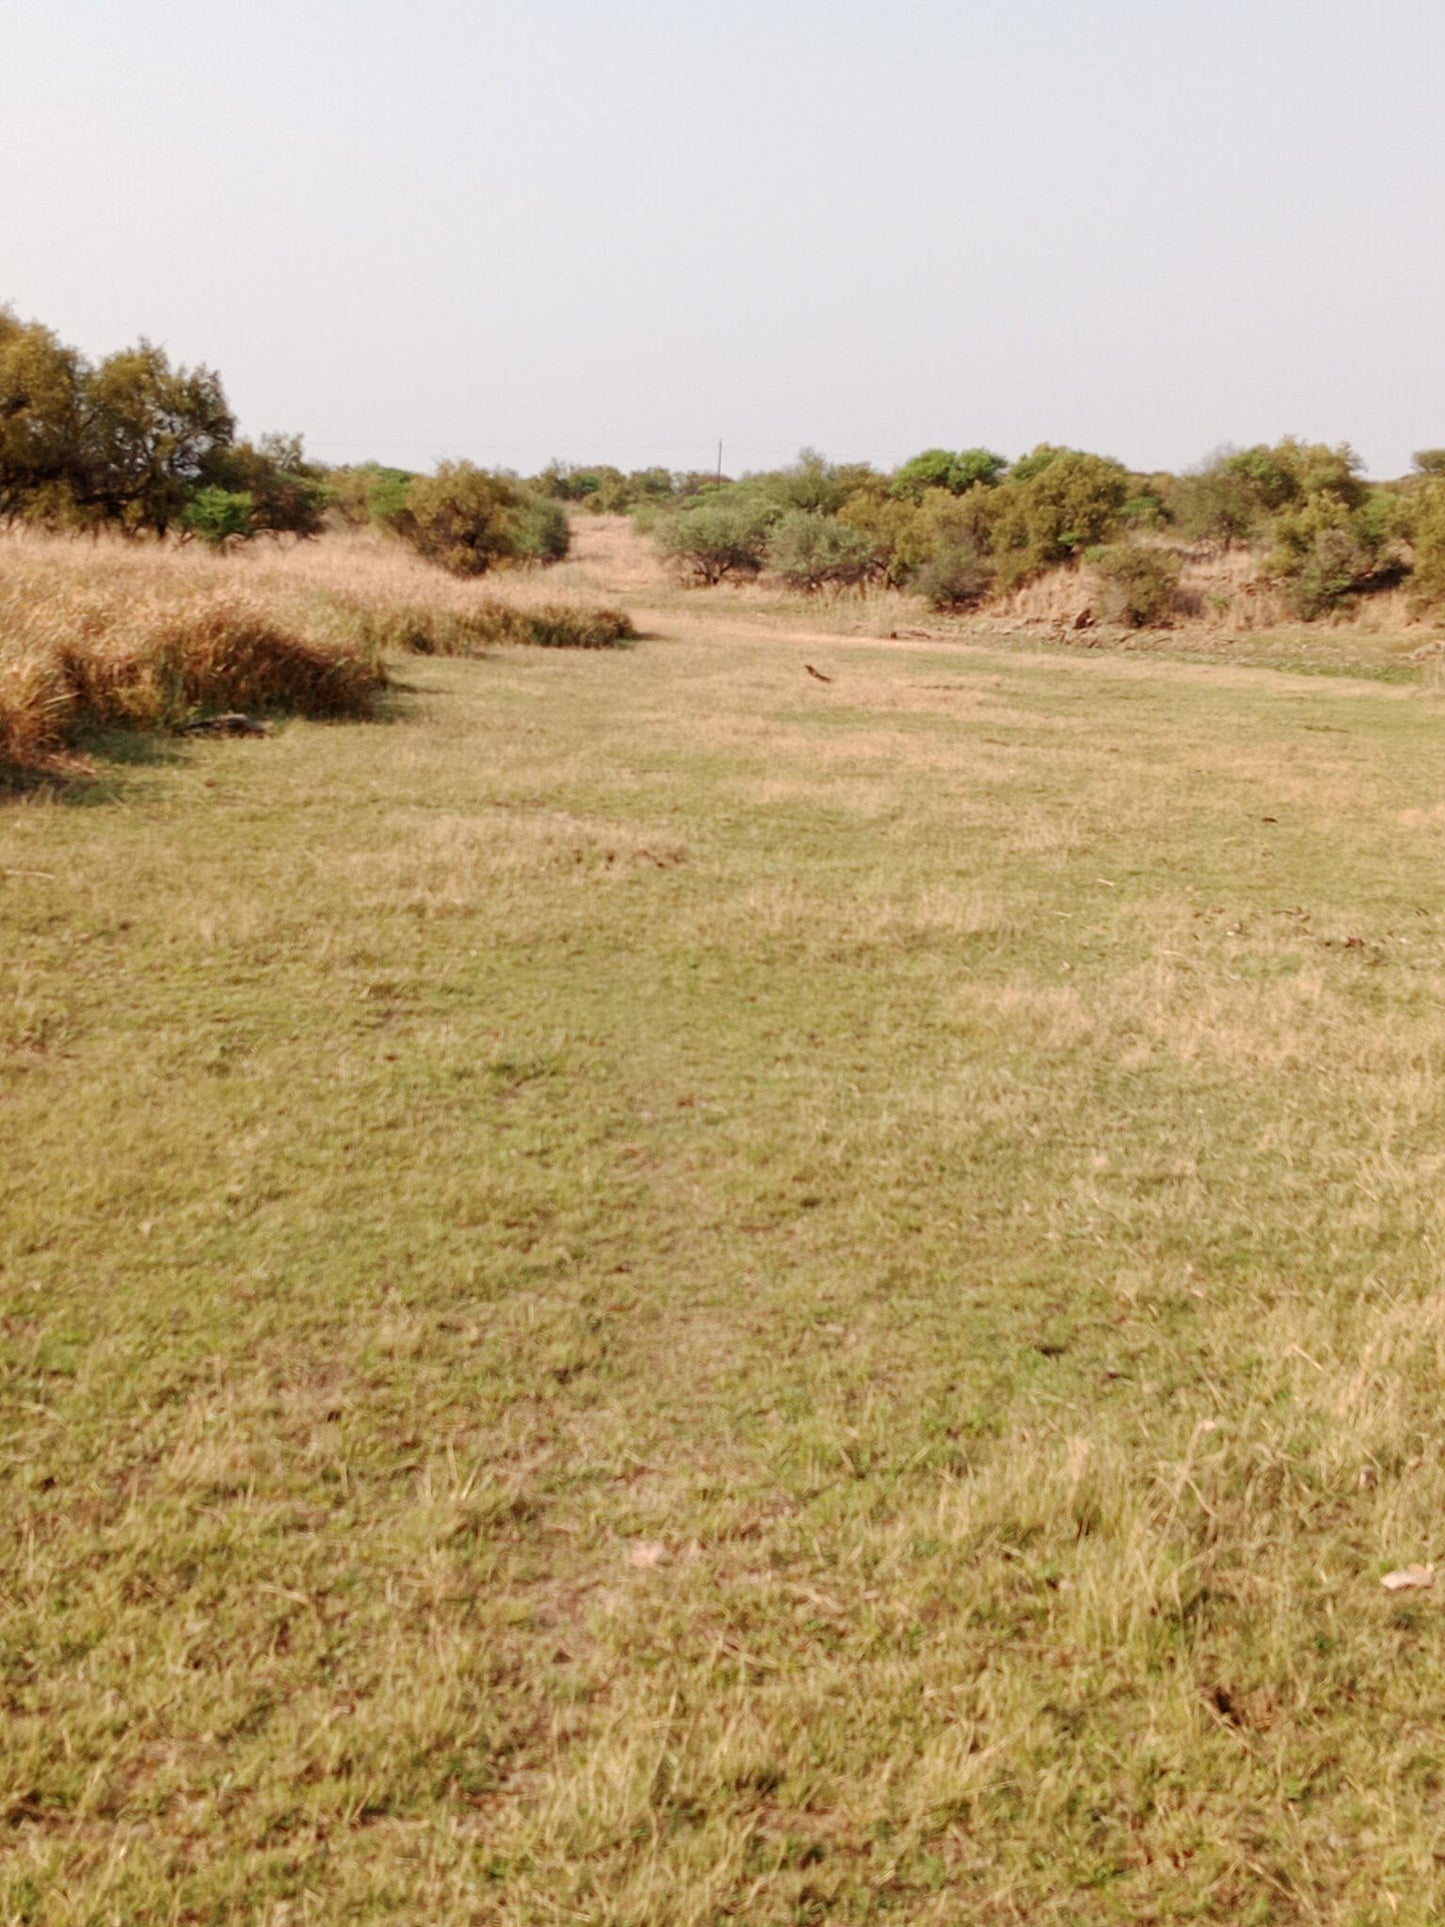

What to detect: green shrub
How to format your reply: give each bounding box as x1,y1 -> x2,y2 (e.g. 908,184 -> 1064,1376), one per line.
654,488 -> 776,584
910,539 -> 992,610
181,487 -> 255,548
508,489 -> 570,563
764,509 -> 872,590
1176,439 -> 1367,549
1267,496 -> 1381,618
988,449 -> 1130,588
206,435 -> 326,538
325,464 -> 415,528
836,488 -> 930,588
890,447 -> 1006,500
1089,545 -> 1181,627
389,462 -> 569,577
1407,480 -> 1445,611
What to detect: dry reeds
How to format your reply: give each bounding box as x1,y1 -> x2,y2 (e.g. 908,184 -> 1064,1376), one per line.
0,537 -> 387,779
337,593 -> 635,657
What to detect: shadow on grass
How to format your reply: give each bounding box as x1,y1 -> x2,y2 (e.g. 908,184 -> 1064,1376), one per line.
1,692 -> 420,804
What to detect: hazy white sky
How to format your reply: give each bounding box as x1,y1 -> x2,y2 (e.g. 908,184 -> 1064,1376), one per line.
4,0 -> 1443,477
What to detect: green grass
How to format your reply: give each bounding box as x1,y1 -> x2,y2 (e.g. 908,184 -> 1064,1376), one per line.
5,627 -> 1445,1921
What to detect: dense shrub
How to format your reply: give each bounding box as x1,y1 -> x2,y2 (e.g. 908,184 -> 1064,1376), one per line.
988,448 -> 1130,588
836,487 -> 931,587
345,596 -> 633,656
325,464 -> 416,528
1407,480 -> 1445,612
181,487 -> 255,548
1266,489 -> 1391,618
654,488 -> 776,584
389,462 -> 568,576
1176,440 -> 1367,549
205,434 -> 327,538
891,447 -> 1006,500
911,538 -> 992,610
1089,545 -> 1181,626
765,508 -> 872,590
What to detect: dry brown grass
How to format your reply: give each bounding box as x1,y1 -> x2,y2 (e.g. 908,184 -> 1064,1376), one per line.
0,536 -> 388,778
0,528 -> 640,779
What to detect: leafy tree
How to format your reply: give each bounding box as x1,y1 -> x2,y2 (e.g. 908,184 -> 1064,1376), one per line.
1413,450 -> 1445,478
390,461 -> 568,576
1407,479 -> 1445,610
0,309 -> 88,525
765,508 -> 872,590
1267,494 -> 1384,618
836,485 -> 929,587
758,449 -> 854,516
325,463 -> 416,527
205,434 -> 326,538
988,448 -> 1130,588
654,487 -> 776,584
891,446 -> 1007,500
1176,439 -> 1366,548
79,341 -> 234,534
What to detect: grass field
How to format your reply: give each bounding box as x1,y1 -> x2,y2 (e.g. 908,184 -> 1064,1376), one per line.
5,532 -> 1445,1921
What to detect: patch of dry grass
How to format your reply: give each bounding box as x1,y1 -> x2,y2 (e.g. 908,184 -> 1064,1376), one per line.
0,529 -> 639,779
0,537 -> 387,778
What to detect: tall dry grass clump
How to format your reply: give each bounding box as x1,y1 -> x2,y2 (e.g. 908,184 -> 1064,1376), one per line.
334,591 -> 635,657
0,534 -> 387,778
51,590 -> 387,727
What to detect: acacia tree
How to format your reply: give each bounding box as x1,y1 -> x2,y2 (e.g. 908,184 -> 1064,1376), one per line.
0,310 -> 87,523
654,488 -> 775,584
78,342 -> 235,534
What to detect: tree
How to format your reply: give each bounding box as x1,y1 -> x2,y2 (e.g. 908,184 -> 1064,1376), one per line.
389,461 -> 568,576
654,487 -> 775,584
0,310 -> 88,524
1407,479 -> 1445,610
765,508 -> 872,590
77,341 -> 235,534
988,448 -> 1130,588
891,446 -> 1007,500
205,433 -> 326,538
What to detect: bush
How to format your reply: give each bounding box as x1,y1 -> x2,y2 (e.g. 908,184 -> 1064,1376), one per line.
1407,480 -> 1445,611
1267,495 -> 1384,618
1089,545 -> 1182,627
654,488 -> 776,584
891,447 -> 1006,500
389,462 -> 569,576
181,487 -> 254,548
764,509 -> 872,590
988,449 -> 1130,588
325,464 -> 415,528
341,596 -> 634,657
910,539 -> 992,610
205,435 -> 327,538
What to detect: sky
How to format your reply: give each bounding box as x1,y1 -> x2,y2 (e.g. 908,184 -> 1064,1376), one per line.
3,0 -> 1443,479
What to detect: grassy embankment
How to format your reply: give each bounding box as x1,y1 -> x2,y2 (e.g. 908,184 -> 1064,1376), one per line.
4,521 -> 1445,1920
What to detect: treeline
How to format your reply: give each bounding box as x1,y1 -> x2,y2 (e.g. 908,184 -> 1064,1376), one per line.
0,307 -> 568,574
0,306 -> 327,542
535,443 -> 1445,622
10,304 -> 1445,615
